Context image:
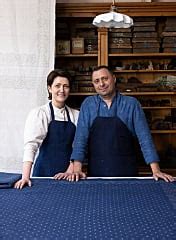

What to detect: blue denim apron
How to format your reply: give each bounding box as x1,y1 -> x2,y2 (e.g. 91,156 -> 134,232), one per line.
33,102 -> 76,177
88,98 -> 138,177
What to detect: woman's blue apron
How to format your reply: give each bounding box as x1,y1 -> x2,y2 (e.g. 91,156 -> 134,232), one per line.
88,97 -> 138,177
33,102 -> 76,177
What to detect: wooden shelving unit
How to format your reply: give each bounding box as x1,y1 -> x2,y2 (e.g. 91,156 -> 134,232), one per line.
56,2 -> 176,175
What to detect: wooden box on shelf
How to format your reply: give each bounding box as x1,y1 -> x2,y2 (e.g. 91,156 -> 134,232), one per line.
56,40 -> 70,55
72,38 -> 84,54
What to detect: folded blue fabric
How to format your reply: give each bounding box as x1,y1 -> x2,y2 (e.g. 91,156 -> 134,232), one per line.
0,172 -> 22,189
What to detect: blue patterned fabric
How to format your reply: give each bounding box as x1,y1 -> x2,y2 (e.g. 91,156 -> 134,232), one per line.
0,172 -> 21,189
0,179 -> 175,239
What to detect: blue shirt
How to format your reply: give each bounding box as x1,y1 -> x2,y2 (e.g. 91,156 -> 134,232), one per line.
71,92 -> 159,164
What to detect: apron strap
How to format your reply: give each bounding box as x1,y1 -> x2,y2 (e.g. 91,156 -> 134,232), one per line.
65,107 -> 71,122
49,102 -> 55,120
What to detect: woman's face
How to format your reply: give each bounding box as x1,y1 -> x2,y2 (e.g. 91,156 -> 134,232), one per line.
48,76 -> 70,108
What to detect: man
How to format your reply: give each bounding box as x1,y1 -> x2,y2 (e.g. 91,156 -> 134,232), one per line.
69,65 -> 174,182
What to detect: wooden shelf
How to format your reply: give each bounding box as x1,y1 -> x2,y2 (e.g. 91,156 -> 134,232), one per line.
56,54 -> 98,58
70,91 -> 176,96
70,92 -> 95,96
138,167 -> 176,177
143,106 -> 176,110
113,70 -> 176,73
122,92 -> 176,96
56,2 -> 176,18
109,53 -> 176,57
151,130 -> 176,134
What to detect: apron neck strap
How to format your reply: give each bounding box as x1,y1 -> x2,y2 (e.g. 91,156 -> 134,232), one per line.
49,102 -> 71,122
65,106 -> 71,122
49,102 -> 55,120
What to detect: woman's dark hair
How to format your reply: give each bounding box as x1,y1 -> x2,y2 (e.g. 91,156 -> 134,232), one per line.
47,69 -> 71,100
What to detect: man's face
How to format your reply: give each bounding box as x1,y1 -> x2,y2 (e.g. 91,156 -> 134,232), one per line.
92,68 -> 116,98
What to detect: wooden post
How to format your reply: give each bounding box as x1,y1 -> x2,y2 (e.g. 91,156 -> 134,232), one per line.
98,28 -> 108,66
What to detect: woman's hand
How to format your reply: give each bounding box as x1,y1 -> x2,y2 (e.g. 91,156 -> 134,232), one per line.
54,161 -> 74,180
54,172 -> 73,180
14,161 -> 32,189
14,178 -> 32,189
54,160 -> 86,181
67,171 -> 86,182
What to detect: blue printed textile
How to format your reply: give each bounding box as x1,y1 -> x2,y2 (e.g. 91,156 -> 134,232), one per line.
0,172 -> 21,188
0,179 -> 175,239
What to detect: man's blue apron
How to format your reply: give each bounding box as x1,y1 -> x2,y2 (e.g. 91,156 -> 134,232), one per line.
33,102 -> 76,177
88,98 -> 138,177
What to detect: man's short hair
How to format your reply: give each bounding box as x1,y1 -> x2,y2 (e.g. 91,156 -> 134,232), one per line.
92,65 -> 113,75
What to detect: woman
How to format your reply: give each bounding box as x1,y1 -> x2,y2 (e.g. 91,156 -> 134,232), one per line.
14,69 -> 79,189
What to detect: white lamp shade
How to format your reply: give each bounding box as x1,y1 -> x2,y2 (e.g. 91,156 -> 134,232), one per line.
93,11 -> 133,28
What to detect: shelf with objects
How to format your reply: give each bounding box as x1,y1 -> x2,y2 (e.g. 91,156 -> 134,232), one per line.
122,91 -> 176,174
55,2 -> 176,175
55,15 -> 98,108
107,15 -> 176,174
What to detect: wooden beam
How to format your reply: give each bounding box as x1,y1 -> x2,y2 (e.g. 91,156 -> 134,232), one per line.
56,3 -> 176,18
98,28 -> 108,66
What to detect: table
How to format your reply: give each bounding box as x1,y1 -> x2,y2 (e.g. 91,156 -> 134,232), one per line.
0,177 -> 175,239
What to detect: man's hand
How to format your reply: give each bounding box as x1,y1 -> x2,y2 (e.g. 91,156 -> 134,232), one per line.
150,162 -> 175,182
153,171 -> 175,182
72,160 -> 86,181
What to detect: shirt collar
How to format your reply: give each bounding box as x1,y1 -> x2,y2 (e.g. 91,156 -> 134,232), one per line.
97,91 -> 119,104
52,103 -> 66,114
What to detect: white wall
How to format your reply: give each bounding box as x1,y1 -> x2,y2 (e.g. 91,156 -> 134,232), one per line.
0,0 -> 55,173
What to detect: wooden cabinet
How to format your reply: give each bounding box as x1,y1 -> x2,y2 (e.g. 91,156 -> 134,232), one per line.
55,16 -> 98,107
56,2 -> 176,175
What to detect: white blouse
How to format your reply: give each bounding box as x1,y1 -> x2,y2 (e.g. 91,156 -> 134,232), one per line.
23,102 -> 79,163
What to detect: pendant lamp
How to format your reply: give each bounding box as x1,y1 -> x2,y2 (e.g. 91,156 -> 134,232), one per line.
92,0 -> 133,29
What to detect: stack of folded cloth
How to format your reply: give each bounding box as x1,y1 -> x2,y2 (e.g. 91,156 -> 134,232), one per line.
0,172 -> 21,188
